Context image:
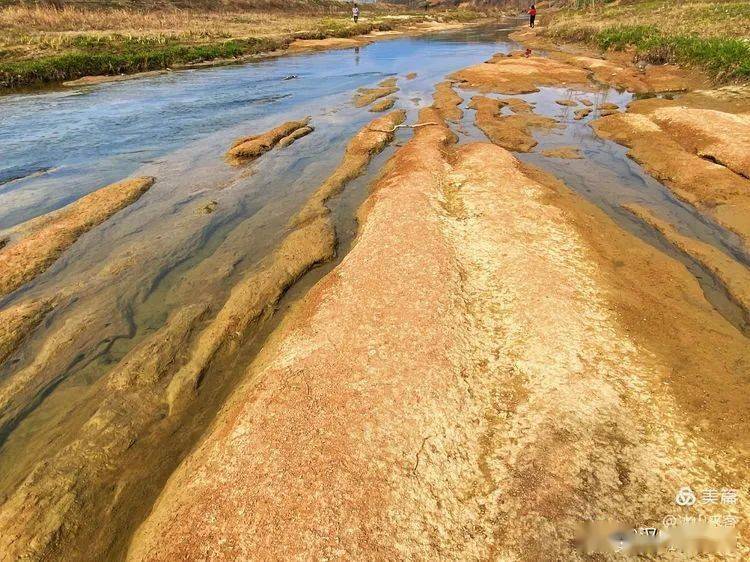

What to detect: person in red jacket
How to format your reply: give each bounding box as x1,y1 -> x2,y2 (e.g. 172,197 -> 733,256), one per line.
529,4 -> 537,28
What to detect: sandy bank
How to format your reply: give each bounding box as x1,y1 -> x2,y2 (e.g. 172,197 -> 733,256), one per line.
127,107 -> 750,559
0,177 -> 153,299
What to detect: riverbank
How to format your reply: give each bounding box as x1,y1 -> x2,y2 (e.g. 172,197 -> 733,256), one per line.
541,0 -> 750,83
0,5 -> 486,90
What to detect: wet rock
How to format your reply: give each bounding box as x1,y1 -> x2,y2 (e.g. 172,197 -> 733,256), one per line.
450,55 -> 590,95
0,177 -> 154,299
591,111 -> 750,248
625,204 -> 750,326
0,304 -> 209,561
228,119 -> 310,162
406,72 -> 417,80
166,111 -> 405,413
197,200 -> 218,215
431,81 -> 463,123
574,108 -> 592,120
354,77 -> 399,107
291,110 -> 407,229
0,298 -> 54,366
556,99 -> 578,107
277,125 -> 314,147
580,99 -> 593,107
369,97 -> 396,113
599,102 -> 619,110
599,109 -> 618,116
469,96 -> 557,152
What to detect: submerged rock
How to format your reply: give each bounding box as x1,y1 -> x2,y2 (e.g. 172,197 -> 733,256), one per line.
469,95 -> 557,152
541,146 -> 583,159
0,177 -> 154,299
354,77 -> 399,107
369,97 -> 396,113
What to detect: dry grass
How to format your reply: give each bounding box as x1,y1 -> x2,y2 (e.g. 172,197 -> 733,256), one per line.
545,0 -> 750,81
0,4 -> 485,87
548,0 -> 750,39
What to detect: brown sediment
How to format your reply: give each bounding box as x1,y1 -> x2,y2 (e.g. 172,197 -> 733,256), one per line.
0,298 -> 54,366
574,107 -> 592,120
369,97 -> 396,113
165,111 -> 405,412
501,97 -> 534,114
468,95 -> 557,152
555,99 -> 578,107
354,77 -> 399,108
580,98 -> 593,107
599,109 -> 618,116
196,200 -> 218,215
0,177 -> 154,299
450,54 -> 590,95
541,146 -> 582,159
227,119 -> 310,161
591,111 -> 750,247
406,72 -> 417,80
599,102 -> 619,110
431,80 -> 463,122
290,110 -> 406,229
637,106 -> 750,180
277,125 -> 314,148
127,105 -> 750,560
0,304 -> 209,561
624,203 -> 750,325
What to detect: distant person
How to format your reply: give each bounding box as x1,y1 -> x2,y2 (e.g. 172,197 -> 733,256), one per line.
353,4 -> 360,24
529,4 -> 537,28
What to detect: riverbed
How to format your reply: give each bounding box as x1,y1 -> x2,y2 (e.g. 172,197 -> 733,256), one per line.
0,20 -> 748,560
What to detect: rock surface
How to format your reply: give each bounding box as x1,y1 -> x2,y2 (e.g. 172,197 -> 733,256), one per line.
469,95 -> 557,152
451,54 -> 590,94
228,119 -> 310,161
354,77 -> 399,107
128,109 -> 750,560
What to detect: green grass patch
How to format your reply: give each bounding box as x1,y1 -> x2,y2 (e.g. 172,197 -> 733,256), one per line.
0,37 -> 289,88
548,23 -> 750,82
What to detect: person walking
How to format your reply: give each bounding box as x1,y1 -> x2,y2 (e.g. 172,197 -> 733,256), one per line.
528,4 -> 537,28
353,3 -> 360,24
